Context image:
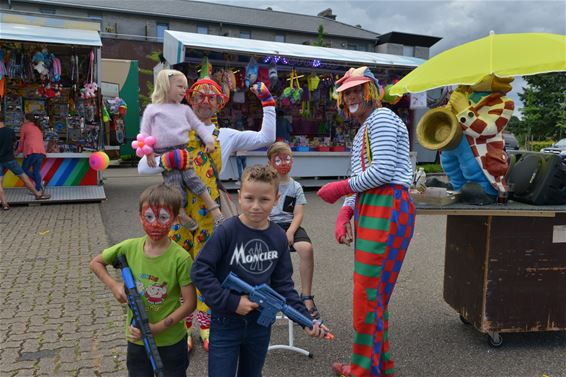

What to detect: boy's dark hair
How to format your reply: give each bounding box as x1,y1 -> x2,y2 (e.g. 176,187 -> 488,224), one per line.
267,141 -> 292,160
241,165 -> 280,193
139,183 -> 182,216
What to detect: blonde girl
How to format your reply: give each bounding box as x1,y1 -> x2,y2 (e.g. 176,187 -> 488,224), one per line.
141,69 -> 224,229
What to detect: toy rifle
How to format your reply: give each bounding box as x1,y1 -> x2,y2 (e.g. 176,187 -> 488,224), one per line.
113,254 -> 165,377
221,272 -> 334,340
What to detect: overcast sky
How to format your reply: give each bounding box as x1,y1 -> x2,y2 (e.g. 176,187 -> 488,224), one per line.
208,0 -> 566,112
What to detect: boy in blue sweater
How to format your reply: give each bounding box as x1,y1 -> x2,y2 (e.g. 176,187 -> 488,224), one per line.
191,165 -> 328,377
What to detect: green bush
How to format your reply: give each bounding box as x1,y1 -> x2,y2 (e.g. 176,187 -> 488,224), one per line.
527,140 -> 555,152
418,163 -> 444,174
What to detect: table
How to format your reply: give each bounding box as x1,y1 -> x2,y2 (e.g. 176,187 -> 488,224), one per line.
416,201 -> 566,347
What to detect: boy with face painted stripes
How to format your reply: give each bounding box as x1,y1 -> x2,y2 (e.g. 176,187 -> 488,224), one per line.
267,142 -> 320,320
90,183 -> 197,377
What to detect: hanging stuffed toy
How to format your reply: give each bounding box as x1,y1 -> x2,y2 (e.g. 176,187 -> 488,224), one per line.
281,68 -> 303,105
257,67 -> 271,88
245,57 -> 258,87
81,50 -> 98,99
51,54 -> 62,82
268,63 -> 278,90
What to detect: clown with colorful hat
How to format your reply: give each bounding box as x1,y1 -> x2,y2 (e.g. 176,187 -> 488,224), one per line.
317,66 -> 416,377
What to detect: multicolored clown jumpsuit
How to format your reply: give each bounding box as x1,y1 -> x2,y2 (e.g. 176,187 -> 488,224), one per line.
343,107 -> 416,377
169,126 -> 222,347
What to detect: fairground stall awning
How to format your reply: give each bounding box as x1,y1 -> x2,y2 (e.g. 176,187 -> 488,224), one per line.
164,30 -> 424,68
0,12 -> 102,46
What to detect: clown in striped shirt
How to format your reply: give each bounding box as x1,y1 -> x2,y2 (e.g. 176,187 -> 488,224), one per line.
318,67 -> 416,377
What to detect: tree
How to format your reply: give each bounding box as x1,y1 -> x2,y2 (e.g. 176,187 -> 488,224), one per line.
519,72 -> 566,140
313,24 -> 328,47
138,51 -> 162,109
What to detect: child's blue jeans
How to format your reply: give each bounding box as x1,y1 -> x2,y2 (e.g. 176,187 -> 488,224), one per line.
127,335 -> 189,377
209,311 -> 272,377
22,153 -> 45,191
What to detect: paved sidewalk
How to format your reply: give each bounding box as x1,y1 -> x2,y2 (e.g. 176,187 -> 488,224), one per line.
0,204 -> 126,377
1,168 -> 565,377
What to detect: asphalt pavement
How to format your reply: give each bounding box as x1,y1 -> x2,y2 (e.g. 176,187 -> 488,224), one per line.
0,167 -> 564,377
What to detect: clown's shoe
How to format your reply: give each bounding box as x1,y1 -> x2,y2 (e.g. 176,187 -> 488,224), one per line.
332,362 -> 351,377
200,327 -> 210,352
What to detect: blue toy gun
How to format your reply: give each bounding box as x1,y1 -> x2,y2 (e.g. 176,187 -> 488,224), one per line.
113,254 -> 164,377
221,272 -> 334,339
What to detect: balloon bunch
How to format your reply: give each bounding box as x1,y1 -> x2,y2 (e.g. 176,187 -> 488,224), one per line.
131,133 -> 156,158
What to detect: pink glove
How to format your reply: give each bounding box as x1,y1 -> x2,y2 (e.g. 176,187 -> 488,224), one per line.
250,82 -> 275,107
317,179 -> 354,204
335,206 -> 354,244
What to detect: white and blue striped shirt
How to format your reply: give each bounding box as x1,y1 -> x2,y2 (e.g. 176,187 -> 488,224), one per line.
344,107 -> 413,209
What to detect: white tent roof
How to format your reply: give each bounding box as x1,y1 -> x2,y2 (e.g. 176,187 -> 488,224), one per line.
164,30 -> 424,68
0,22 -> 102,46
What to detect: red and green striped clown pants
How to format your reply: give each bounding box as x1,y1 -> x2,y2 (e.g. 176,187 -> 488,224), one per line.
351,184 -> 415,377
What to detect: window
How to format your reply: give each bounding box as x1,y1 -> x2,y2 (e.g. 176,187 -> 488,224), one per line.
156,23 -> 169,40
275,34 -> 285,43
39,7 -> 56,15
240,30 -> 251,39
87,13 -> 102,20
403,45 -> 415,57
347,44 -> 358,50
197,25 -> 208,34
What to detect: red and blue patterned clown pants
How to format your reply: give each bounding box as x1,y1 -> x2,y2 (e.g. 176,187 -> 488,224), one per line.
351,184 -> 415,377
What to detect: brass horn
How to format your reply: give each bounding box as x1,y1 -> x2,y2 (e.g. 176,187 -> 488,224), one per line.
416,107 -> 463,151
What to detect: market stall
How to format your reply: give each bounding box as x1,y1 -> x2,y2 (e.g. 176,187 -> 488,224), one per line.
163,30 -> 423,180
0,12 -> 106,201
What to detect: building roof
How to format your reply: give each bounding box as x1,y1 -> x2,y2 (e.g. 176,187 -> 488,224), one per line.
164,30 -> 425,68
14,0 -> 381,40
376,31 -> 442,48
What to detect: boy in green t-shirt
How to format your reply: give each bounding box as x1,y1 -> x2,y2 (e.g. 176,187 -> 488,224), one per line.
90,183 -> 196,377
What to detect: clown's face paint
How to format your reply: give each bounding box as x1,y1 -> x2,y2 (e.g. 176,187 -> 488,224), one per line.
141,205 -> 175,241
270,153 -> 293,175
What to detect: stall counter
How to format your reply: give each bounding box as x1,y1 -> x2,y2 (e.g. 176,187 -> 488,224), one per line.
221,151 -> 352,180
417,201 -> 566,347
4,153 -> 99,187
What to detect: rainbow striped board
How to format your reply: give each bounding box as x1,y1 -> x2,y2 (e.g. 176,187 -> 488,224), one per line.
3,155 -> 98,187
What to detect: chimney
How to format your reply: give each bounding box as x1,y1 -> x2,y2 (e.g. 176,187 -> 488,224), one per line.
317,8 -> 336,20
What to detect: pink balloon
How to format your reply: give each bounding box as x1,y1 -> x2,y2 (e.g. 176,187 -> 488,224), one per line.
136,133 -> 145,142
136,148 -> 145,158
132,140 -> 139,149
145,136 -> 156,146
142,145 -> 154,155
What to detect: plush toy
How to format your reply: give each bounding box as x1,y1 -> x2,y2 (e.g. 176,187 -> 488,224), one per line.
268,63 -> 278,89
131,133 -> 156,158
89,151 -> 110,171
51,56 -> 62,82
245,57 -> 258,87
81,82 -> 98,99
440,74 -> 515,203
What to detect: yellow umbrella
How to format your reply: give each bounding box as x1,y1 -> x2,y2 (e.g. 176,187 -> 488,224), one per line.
390,32 -> 566,96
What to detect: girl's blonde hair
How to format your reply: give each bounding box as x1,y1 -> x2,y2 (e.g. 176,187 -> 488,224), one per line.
151,69 -> 188,104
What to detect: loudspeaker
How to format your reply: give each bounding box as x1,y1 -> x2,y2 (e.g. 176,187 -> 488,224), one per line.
506,152 -> 566,205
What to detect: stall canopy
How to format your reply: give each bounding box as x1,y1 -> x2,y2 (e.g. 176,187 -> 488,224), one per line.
164,30 -> 424,68
0,13 -> 102,46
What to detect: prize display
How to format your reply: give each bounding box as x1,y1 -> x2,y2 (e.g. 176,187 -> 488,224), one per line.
0,43 -> 103,153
